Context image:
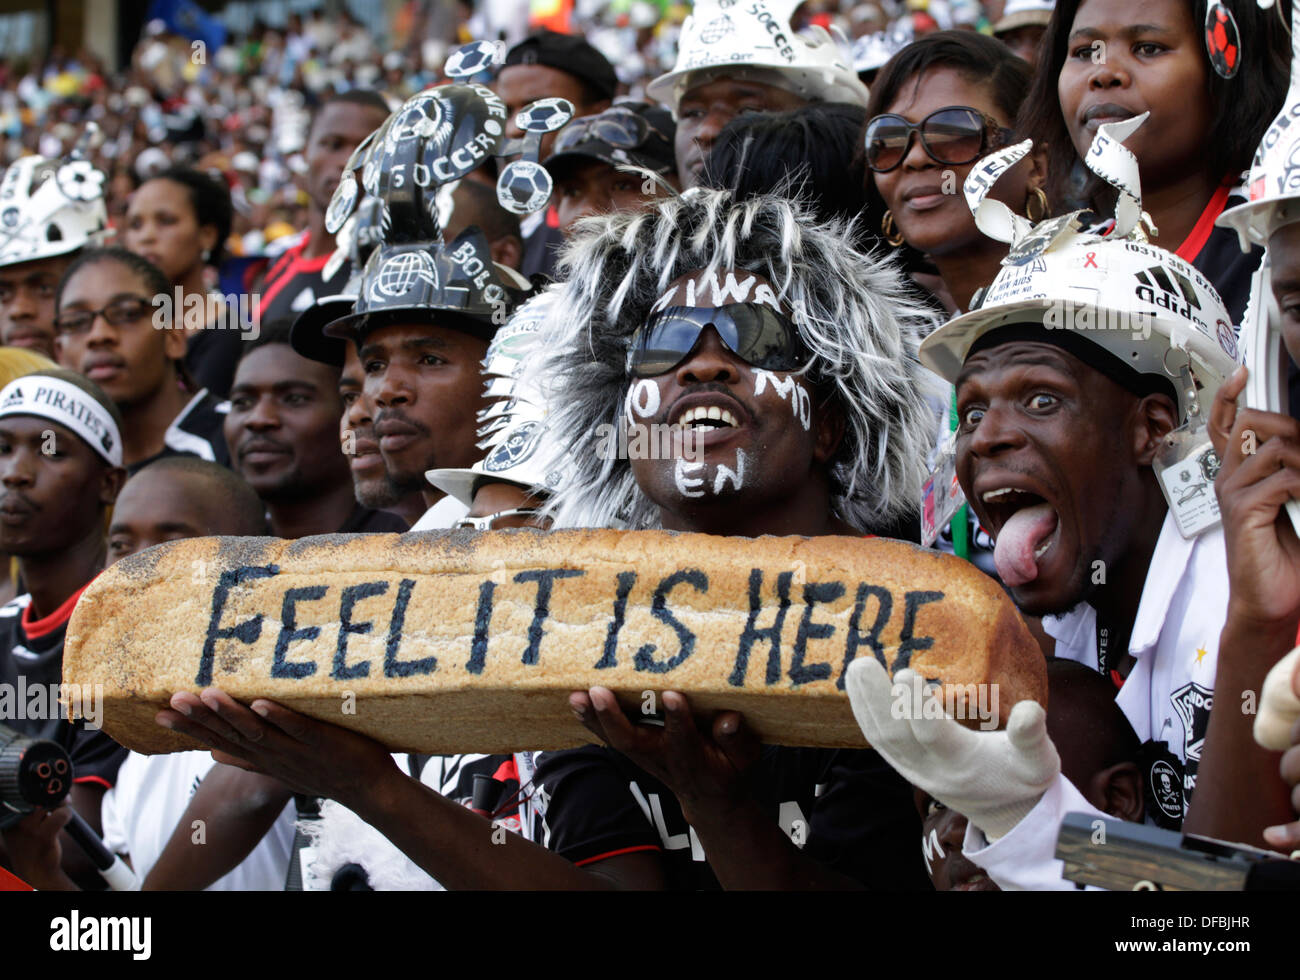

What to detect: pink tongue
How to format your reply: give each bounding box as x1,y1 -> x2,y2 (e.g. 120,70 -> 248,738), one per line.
993,502 -> 1058,587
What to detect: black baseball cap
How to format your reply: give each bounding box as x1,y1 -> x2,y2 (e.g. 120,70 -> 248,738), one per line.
290,293 -> 355,367
544,102 -> 677,179
503,30 -> 618,103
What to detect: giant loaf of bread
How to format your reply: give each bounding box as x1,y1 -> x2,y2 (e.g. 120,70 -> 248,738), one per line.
63,530 -> 1047,754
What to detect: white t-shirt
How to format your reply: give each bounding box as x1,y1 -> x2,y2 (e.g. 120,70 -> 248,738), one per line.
409,495 -> 470,532
101,751 -> 296,891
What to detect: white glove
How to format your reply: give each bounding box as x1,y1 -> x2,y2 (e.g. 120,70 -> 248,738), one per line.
1255,646 -> 1300,751
845,658 -> 1060,841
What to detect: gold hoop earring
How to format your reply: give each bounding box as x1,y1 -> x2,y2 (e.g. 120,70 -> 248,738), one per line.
1025,187 -> 1049,223
881,210 -> 905,247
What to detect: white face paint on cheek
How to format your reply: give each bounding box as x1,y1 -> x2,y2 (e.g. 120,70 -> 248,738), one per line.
792,380 -> 811,432
674,456 -> 705,497
752,369 -> 811,432
624,379 -> 661,419
921,826 -> 945,874
711,448 -> 745,494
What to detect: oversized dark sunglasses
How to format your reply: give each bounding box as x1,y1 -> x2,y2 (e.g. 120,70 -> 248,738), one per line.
864,106 -> 1013,173
626,304 -> 811,379
53,296 -> 154,335
553,107 -> 668,155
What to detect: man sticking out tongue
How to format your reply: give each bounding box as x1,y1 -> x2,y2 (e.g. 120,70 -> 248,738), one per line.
849,117 -> 1242,889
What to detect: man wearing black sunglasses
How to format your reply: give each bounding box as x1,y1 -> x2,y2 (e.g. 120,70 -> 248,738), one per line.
544,103 -> 678,240
521,187 -> 938,888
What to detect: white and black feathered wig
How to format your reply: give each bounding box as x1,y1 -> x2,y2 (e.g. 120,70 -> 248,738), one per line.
528,186 -> 939,531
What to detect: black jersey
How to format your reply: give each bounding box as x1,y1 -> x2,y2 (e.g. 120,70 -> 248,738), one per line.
520,207 -> 564,281
185,326 -> 244,400
339,504 -> 408,533
536,743 -> 933,890
1180,182 -> 1262,327
128,389 -> 231,475
412,752 -> 543,841
0,588 -> 127,790
257,233 -> 349,327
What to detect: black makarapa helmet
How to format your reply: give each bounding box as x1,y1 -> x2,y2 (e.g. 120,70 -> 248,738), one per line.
322,226 -> 531,346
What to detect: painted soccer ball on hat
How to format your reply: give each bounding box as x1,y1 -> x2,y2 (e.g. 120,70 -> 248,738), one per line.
386,91 -> 449,151
55,161 -> 104,203
325,170 -> 359,235
497,160 -> 554,215
445,40 -> 499,80
515,98 -> 575,134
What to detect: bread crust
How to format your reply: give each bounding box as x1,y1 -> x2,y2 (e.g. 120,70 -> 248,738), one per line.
63,530 -> 1048,754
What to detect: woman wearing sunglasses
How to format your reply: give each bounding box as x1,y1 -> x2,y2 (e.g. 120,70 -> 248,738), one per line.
864,33 -> 1051,593
865,31 -> 1045,316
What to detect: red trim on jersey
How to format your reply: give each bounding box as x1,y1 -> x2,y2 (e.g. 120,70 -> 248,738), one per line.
1110,668 -> 1125,691
1175,182 -> 1233,264
492,757 -> 519,783
573,844 -> 662,866
21,583 -> 91,640
73,774 -> 114,790
262,245 -> 297,285
0,866 -> 33,890
258,233 -> 331,315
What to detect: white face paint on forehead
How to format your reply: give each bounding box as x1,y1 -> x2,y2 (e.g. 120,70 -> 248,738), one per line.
754,369 -> 812,432
650,269 -> 784,316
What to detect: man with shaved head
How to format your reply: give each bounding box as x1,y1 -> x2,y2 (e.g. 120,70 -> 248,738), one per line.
108,457 -> 267,560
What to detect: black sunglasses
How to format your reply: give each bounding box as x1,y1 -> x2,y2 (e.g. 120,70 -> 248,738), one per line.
626,304 -> 811,379
864,106 -> 1013,173
54,296 -> 154,335
553,107 -> 669,156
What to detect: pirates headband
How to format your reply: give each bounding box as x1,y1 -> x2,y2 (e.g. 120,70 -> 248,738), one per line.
0,375 -> 122,466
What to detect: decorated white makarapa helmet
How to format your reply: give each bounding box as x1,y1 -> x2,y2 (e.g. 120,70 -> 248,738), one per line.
1218,0 -> 1300,249
993,0 -> 1056,35
851,25 -> 913,75
0,154 -> 108,268
646,0 -> 869,113
425,290 -> 563,505
919,114 -> 1241,424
